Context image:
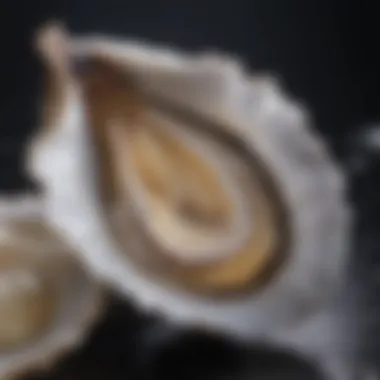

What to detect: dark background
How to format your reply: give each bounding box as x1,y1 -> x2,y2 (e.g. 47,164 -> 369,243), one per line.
1,1 -> 380,379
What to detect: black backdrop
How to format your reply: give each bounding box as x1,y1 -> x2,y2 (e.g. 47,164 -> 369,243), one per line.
1,1 -> 380,379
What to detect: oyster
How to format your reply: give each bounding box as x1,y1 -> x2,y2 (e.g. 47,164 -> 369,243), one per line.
0,195 -> 102,380
28,24 -> 352,378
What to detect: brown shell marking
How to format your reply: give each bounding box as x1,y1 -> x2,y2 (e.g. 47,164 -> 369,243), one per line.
0,249 -> 57,350
34,23 -> 73,141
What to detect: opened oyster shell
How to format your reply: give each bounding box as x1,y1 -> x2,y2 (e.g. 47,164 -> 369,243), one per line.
28,24 -> 350,344
0,195 -> 102,380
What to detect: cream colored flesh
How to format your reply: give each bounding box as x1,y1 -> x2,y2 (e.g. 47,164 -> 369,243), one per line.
77,59 -> 284,294
0,267 -> 56,349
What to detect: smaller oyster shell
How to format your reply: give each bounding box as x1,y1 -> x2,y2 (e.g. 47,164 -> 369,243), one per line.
0,194 -> 103,380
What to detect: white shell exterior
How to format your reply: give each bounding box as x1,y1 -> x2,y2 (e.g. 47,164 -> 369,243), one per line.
0,195 -> 102,380
27,33 -> 351,357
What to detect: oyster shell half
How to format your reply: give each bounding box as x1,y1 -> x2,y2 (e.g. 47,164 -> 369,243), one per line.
0,194 -> 102,380
27,24 -> 351,341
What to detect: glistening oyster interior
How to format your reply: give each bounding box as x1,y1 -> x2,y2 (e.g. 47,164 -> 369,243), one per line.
80,58 -> 290,295
28,24 -> 352,379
